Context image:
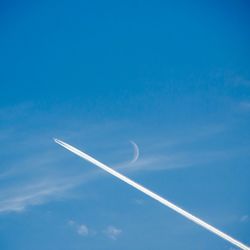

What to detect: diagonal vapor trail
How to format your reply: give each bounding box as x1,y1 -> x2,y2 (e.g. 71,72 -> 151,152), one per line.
54,138 -> 249,250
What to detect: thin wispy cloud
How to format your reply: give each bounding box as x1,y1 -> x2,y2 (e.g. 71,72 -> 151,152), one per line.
0,134 -> 245,214
68,220 -> 90,237
134,198 -> 145,205
0,179 -> 74,213
1,103 -> 249,215
231,76 -> 250,87
238,101 -> 250,112
120,147 -> 244,173
240,215 -> 249,223
212,71 -> 250,87
104,225 -> 122,240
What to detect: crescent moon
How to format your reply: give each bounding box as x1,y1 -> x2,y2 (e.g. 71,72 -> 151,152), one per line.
129,141 -> 139,164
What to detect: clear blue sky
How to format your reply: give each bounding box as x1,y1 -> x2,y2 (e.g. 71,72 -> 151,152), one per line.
0,1 -> 249,249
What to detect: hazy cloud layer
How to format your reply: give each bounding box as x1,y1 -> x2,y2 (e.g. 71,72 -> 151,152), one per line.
0,104 -> 249,214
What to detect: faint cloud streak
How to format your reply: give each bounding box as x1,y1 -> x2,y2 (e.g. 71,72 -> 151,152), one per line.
104,225 -> 122,240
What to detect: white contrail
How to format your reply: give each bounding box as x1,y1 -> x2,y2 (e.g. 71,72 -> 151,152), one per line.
54,138 -> 249,250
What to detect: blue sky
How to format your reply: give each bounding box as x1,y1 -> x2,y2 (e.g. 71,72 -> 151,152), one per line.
0,0 -> 249,249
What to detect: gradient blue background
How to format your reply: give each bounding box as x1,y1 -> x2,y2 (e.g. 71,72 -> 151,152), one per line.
0,1 -> 249,249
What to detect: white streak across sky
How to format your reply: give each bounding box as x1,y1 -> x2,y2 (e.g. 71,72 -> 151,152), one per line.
54,138 -> 249,250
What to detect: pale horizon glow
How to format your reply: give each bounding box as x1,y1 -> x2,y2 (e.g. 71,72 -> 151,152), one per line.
54,138 -> 249,250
